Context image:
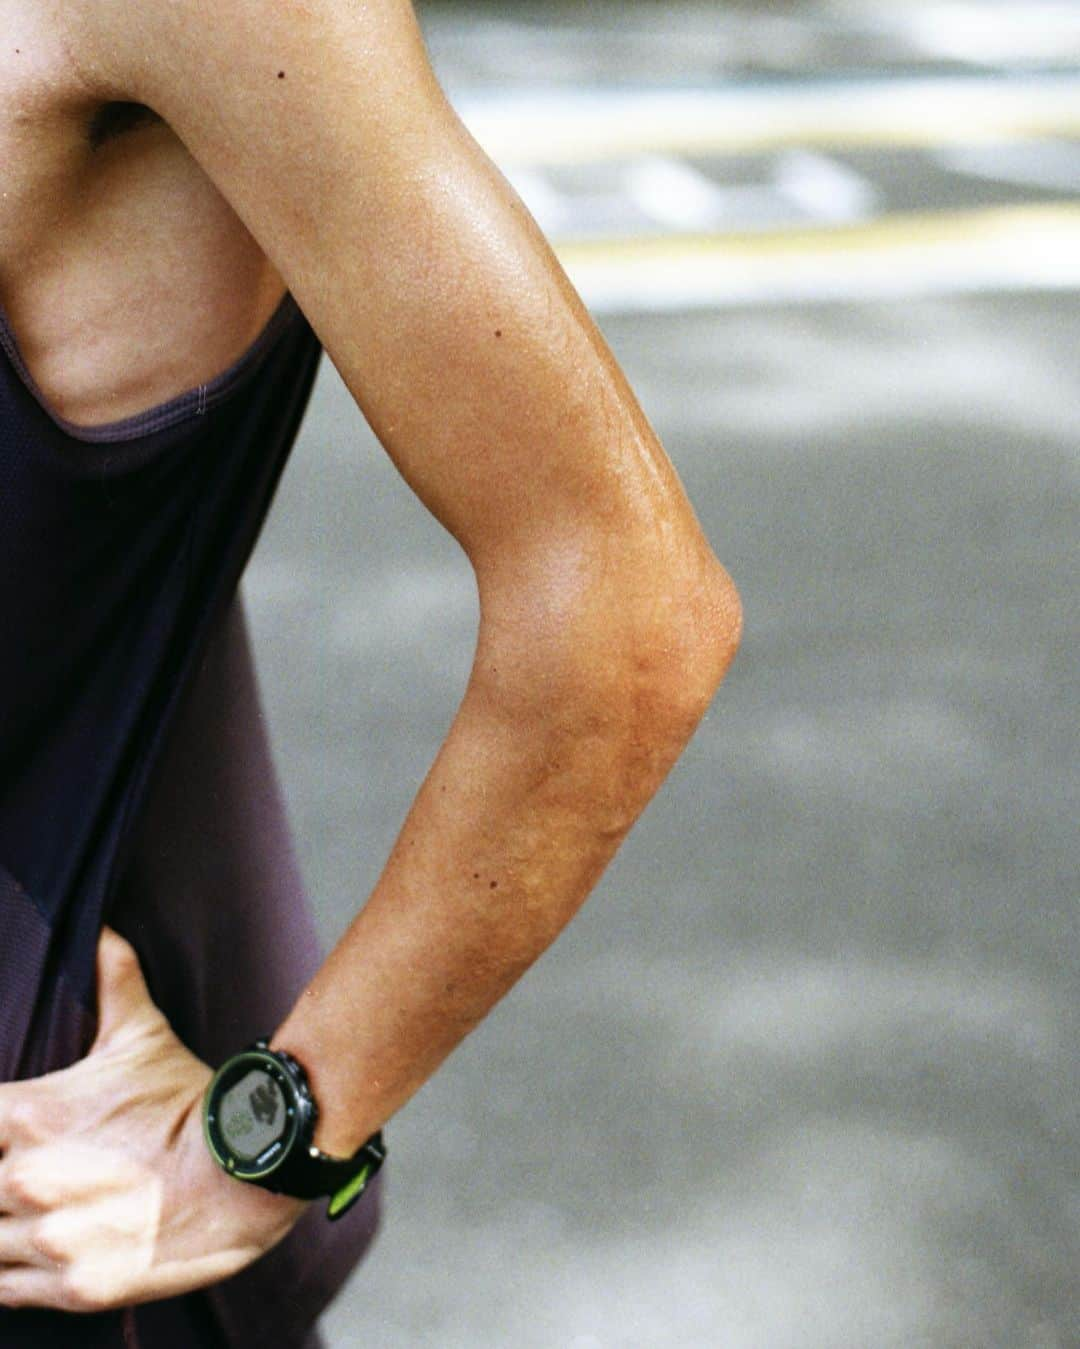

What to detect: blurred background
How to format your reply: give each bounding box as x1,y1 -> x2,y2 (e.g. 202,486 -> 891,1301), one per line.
242,2 -> 1080,1345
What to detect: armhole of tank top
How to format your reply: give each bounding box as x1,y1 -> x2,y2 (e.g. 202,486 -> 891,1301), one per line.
0,288 -> 306,450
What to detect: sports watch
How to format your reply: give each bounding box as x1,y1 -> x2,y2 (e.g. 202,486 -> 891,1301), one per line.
202,1039 -> 385,1221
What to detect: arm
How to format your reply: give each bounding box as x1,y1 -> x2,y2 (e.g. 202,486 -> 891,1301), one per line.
65,0 -> 743,1151
0,0 -> 740,1310
272,527 -> 739,1155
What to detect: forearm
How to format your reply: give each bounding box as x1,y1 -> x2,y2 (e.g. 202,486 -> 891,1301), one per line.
270,551 -> 741,1155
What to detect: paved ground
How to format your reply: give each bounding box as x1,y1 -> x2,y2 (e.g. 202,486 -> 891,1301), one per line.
240,4 -> 1080,1345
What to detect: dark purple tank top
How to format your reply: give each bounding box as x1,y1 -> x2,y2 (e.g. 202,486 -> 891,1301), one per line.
0,295 -> 378,1346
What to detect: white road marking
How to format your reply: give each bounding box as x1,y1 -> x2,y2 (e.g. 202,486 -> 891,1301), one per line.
888,1 -> 1080,66
623,157 -> 738,233
463,77 -> 1080,309
458,76 -> 1080,165
772,150 -> 880,222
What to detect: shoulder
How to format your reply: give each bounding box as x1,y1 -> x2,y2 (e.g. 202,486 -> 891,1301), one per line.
61,0 -> 436,114
55,0 -> 453,222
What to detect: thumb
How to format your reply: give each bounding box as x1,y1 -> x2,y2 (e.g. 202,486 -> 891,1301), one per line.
90,926 -> 162,1050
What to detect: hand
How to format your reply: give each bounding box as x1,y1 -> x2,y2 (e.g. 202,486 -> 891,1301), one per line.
0,928 -> 307,1312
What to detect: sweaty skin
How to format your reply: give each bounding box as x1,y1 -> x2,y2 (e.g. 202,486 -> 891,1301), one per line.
0,0 -> 741,1313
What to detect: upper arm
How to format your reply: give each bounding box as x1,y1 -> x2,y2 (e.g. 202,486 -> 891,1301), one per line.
67,0 -> 716,596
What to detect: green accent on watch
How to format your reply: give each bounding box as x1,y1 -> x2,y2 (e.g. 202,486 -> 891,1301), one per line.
328,1160 -> 375,1219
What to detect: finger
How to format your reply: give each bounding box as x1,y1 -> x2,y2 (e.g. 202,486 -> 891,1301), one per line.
0,1264 -> 59,1309
0,1158 -> 43,1216
0,1088 -> 41,1153
0,1145 -> 148,1213
0,1215 -> 55,1268
0,1194 -> 164,1312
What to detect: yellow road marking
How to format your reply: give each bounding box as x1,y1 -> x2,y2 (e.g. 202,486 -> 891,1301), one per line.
556,202 -> 1080,263
552,203 -> 1080,310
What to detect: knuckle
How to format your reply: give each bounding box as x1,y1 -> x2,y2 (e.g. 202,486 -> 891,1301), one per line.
6,1097 -> 43,1143
5,1165 -> 41,1208
30,1218 -> 70,1266
60,1267 -> 111,1314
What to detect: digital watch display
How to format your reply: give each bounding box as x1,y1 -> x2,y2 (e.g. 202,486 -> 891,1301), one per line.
203,1040 -> 385,1219
204,1047 -> 303,1180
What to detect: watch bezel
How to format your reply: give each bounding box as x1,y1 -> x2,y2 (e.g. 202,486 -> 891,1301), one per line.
203,1045 -> 310,1182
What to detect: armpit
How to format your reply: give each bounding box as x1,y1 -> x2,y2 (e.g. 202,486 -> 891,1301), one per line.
87,101 -> 164,150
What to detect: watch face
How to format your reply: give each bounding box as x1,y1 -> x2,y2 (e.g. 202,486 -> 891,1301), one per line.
220,1069 -> 287,1161
204,1049 -> 305,1179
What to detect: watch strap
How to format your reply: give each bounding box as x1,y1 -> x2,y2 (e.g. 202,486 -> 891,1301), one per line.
269,1129 -> 386,1219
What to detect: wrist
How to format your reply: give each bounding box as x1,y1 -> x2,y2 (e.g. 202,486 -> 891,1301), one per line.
201,1039 -> 385,1220
180,1092 -> 308,1247
267,1026 -> 383,1159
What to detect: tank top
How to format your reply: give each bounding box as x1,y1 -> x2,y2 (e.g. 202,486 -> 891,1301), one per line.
0,293 -> 379,1346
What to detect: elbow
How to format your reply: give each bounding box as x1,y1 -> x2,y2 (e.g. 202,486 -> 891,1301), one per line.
468,542 -> 741,846
473,540 -> 742,785
691,557 -> 743,700
675,554 -> 743,696
635,553 -> 743,750
582,556 -> 741,841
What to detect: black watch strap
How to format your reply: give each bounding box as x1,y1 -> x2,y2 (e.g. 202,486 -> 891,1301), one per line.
269,1128 -> 386,1219
252,1041 -> 386,1220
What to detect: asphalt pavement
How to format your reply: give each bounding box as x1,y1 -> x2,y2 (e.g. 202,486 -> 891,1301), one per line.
240,4 -> 1080,1345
